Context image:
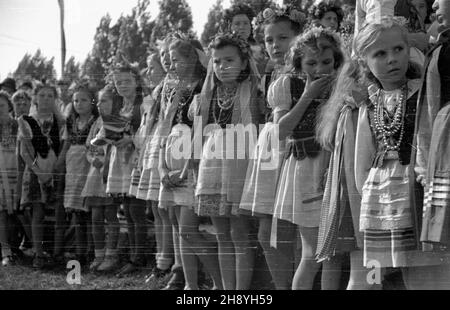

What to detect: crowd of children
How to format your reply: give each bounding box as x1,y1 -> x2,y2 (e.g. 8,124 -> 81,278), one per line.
1,0 -> 449,290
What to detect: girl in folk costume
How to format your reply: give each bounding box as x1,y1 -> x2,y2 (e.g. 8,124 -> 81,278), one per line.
0,92 -> 19,266
239,6 -> 305,290
192,33 -> 260,290
158,35 -> 223,290
353,18 -> 442,288
11,90 -> 33,258
106,63 -> 147,277
415,0 -> 450,289
222,3 -> 267,76
18,83 -> 64,269
272,27 -> 344,290
129,52 -> 165,200
140,39 -> 182,287
315,60 -> 375,290
85,85 -> 121,273
61,84 -> 98,265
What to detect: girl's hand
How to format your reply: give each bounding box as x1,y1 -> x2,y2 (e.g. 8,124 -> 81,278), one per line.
160,168 -> 173,188
417,175 -> 427,188
92,157 -> 103,169
168,170 -> 186,187
113,136 -> 133,148
303,74 -> 334,101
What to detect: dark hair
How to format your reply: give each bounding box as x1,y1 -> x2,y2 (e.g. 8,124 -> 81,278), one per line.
34,82 -> 58,98
169,38 -> 207,81
308,0 -> 344,30
223,4 -> 256,41
71,83 -> 99,119
0,90 -> 13,113
208,33 -> 252,83
286,26 -> 344,74
99,84 -> 123,116
264,15 -> 302,35
12,89 -> 32,103
109,62 -> 144,108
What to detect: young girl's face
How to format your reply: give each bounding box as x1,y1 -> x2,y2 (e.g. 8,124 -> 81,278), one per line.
0,97 -> 10,120
160,48 -> 172,73
364,27 -> 409,90
264,21 -> 297,65
212,45 -> 247,85
301,45 -> 336,80
113,71 -> 137,99
97,91 -> 113,116
231,14 -> 252,41
169,48 -> 191,80
13,96 -> 31,117
73,91 -> 93,117
36,87 -> 56,114
147,55 -> 165,86
320,11 -> 339,31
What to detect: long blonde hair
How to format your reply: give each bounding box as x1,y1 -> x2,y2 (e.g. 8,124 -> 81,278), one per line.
316,58 -> 362,151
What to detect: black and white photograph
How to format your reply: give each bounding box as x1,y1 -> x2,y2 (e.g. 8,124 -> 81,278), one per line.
0,0 -> 449,292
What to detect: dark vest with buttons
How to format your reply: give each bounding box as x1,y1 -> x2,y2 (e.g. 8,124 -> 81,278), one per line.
285,77 -> 323,160
367,90 -> 418,168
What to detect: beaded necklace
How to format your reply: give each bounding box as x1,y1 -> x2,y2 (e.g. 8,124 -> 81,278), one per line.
372,84 -> 407,159
213,85 -> 238,126
70,115 -> 96,145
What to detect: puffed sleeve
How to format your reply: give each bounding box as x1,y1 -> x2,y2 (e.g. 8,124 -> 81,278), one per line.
268,75 -> 292,114
17,116 -> 33,141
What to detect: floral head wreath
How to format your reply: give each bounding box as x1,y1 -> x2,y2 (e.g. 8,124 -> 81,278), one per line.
208,32 -> 252,58
68,78 -> 97,103
253,5 -> 306,28
169,31 -> 210,69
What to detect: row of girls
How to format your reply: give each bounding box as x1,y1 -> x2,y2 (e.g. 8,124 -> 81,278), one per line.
133,0 -> 450,290
1,0 -> 450,291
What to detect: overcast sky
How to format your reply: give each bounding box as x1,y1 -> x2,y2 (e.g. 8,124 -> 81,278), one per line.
0,0 -> 243,79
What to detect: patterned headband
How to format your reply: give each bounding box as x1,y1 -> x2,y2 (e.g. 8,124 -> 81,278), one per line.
253,5 -> 306,28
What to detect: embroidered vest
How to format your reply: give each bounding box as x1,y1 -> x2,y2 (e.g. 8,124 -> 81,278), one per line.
66,115 -> 98,145
368,91 -> 418,167
23,115 -> 61,158
171,82 -> 203,129
285,77 -> 323,160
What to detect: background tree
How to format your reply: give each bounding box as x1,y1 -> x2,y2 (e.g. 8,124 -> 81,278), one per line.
201,0 -> 224,46
64,56 -> 81,81
81,0 -> 154,89
13,49 -> 56,82
81,14 -> 113,88
151,0 -> 194,40
114,0 -> 155,67
230,0 -> 277,15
